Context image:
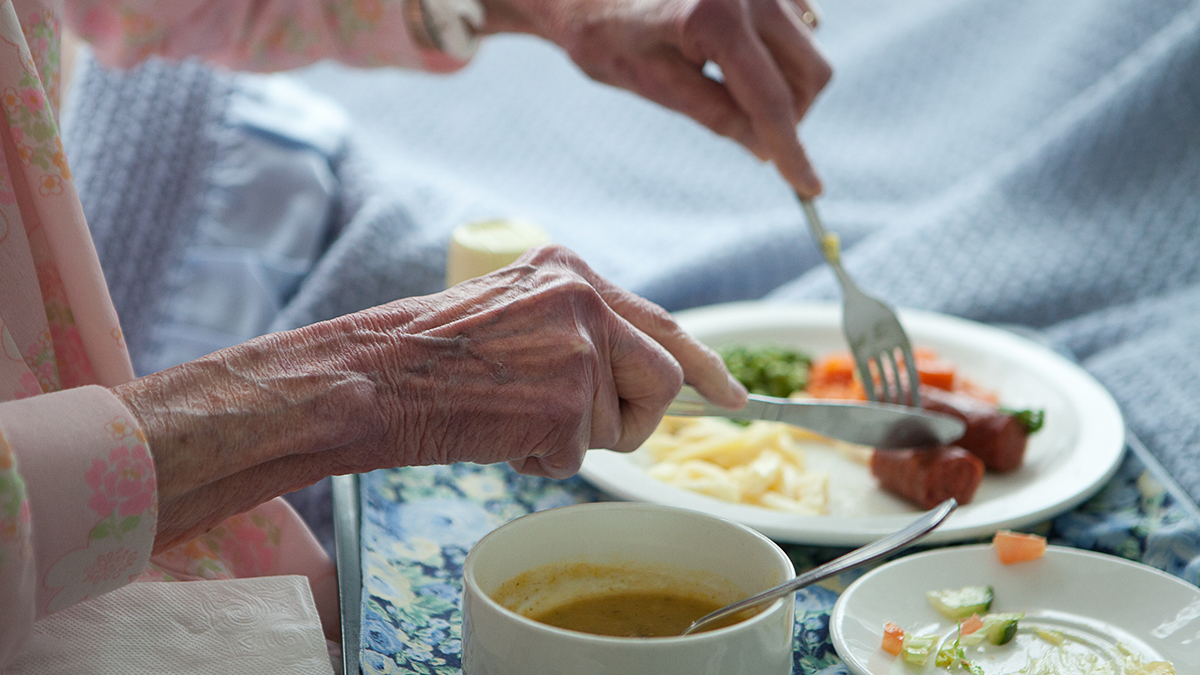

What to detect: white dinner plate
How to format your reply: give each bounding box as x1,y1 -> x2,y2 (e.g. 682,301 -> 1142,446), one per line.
578,301 -> 1126,545
830,545 -> 1200,674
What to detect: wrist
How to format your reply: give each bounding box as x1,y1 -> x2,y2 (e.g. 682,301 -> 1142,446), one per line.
406,0 -> 489,60
404,0 -> 441,51
112,321 -> 381,502
474,0 -> 547,36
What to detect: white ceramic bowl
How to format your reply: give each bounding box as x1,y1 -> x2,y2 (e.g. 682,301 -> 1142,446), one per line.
461,502 -> 796,675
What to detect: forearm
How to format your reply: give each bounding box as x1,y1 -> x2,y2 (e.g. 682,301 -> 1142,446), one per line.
152,450 -> 344,552
111,318 -> 384,546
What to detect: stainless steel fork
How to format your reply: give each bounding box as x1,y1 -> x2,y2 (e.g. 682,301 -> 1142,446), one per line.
799,196 -> 921,407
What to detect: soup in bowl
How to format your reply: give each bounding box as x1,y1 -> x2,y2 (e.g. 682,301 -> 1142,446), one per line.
461,502 -> 795,675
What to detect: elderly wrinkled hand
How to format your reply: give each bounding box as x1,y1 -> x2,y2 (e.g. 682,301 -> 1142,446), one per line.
481,0 -> 832,196
359,245 -> 748,478
115,245 -> 746,551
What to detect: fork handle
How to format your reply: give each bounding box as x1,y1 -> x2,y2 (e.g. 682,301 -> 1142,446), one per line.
798,195 -> 858,292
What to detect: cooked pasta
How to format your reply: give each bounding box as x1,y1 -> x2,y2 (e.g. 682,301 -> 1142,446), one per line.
643,417 -> 831,514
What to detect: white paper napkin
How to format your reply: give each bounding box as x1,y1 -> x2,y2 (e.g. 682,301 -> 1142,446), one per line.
9,575 -> 336,675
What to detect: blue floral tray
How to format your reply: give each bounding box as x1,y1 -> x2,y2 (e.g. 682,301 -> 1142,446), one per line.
335,435 -> 1200,675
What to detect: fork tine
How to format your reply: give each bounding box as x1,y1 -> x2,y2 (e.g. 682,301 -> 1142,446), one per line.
880,349 -> 903,405
801,195 -> 923,409
855,354 -> 879,403
900,345 -> 921,407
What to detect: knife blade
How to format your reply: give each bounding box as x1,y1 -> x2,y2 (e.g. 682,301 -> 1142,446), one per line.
666,386 -> 965,449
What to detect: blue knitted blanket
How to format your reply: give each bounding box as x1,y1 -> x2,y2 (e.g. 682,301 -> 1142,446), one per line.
64,0 -> 1200,511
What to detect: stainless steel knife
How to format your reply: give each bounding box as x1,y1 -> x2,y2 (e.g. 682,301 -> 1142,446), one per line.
667,386 -> 965,449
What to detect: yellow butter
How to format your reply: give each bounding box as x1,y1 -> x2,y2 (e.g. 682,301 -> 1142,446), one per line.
445,219 -> 551,287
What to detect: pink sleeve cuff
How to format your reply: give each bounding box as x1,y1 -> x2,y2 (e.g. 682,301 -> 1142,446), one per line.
0,385 -> 157,619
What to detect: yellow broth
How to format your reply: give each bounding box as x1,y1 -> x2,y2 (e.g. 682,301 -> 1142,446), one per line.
528,590 -> 753,637
491,561 -> 765,638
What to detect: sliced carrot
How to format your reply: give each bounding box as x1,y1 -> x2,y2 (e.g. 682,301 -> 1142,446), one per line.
914,347 -> 1003,403
808,352 -> 866,401
960,614 -> 984,635
808,347 -> 1002,402
912,348 -> 957,390
881,622 -> 905,656
993,530 -> 1048,565
810,352 -> 856,384
806,379 -> 866,401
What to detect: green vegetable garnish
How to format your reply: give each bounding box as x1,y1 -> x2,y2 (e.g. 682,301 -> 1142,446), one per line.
719,345 -> 813,399
1001,408 -> 1046,434
935,626 -> 985,675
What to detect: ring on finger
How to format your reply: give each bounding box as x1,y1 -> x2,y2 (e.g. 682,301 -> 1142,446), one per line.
800,10 -> 817,28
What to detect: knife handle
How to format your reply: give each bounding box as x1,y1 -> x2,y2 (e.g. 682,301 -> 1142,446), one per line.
667,386 -> 810,417
665,386 -> 715,417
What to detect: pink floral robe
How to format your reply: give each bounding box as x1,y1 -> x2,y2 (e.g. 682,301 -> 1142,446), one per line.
0,0 -> 458,665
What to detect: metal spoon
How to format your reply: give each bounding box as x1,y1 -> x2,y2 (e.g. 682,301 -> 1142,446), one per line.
680,498 -> 958,636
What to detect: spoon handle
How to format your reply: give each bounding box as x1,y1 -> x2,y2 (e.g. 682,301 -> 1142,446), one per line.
682,498 -> 958,635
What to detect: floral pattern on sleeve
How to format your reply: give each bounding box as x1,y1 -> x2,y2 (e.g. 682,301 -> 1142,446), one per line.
63,0 -> 459,73
0,2 -> 97,393
16,6 -> 57,113
20,260 -> 95,392
40,412 -> 157,614
0,434 -> 31,568
0,34 -> 67,195
141,511 -> 283,582
83,436 -> 155,542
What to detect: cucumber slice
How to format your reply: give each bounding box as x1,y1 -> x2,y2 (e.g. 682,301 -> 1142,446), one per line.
980,612 -> 1025,646
926,585 -> 995,620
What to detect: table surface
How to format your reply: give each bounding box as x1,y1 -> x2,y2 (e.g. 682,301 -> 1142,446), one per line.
339,434 -> 1200,675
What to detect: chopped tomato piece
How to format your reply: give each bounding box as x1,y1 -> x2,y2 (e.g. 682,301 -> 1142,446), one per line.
960,614 -> 984,635
881,621 -> 905,656
993,530 -> 1048,564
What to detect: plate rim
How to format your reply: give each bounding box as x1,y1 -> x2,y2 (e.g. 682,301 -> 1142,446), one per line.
578,300 -> 1127,545
828,544 -> 1200,675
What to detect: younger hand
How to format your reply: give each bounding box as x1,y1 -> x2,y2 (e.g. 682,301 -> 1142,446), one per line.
481,0 -> 832,196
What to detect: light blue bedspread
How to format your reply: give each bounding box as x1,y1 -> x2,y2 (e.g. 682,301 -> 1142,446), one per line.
69,0 -> 1200,507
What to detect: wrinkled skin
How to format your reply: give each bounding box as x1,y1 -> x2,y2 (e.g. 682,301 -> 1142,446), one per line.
479,0 -> 832,195
114,246 -> 747,552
